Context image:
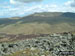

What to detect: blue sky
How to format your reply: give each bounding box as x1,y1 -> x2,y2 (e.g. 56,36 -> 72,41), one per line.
0,0 -> 75,18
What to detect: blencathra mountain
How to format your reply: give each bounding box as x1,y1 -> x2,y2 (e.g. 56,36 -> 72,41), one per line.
0,12 -> 75,34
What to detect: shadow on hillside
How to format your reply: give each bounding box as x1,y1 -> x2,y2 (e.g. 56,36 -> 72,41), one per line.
0,12 -> 75,26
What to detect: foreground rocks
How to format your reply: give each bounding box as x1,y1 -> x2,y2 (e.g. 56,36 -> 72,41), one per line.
0,33 -> 75,56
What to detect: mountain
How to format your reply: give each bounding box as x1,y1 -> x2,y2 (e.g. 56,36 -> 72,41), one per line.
62,12 -> 75,18
0,12 -> 75,34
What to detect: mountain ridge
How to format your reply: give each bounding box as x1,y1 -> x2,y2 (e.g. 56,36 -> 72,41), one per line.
0,12 -> 75,34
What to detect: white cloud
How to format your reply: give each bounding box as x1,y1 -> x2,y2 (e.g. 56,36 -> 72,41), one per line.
15,0 -> 43,3
65,0 -> 75,7
0,0 -> 75,18
10,0 -> 16,4
65,1 -> 72,6
10,0 -> 25,5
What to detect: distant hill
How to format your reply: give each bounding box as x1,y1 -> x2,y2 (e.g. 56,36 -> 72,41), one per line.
62,12 -> 75,18
0,12 -> 75,34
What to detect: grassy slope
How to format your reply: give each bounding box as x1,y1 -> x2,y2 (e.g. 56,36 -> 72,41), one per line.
7,48 -> 51,56
0,12 -> 75,34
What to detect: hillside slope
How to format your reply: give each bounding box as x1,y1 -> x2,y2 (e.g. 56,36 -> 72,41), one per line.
0,12 -> 75,34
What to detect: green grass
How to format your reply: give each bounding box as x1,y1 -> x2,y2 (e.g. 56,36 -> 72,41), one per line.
0,22 -> 75,34
7,48 -> 52,56
0,12 -> 75,34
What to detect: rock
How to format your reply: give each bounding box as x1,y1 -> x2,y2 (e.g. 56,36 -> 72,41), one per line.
0,33 -> 74,56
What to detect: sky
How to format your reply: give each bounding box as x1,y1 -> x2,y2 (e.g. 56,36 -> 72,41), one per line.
0,0 -> 75,18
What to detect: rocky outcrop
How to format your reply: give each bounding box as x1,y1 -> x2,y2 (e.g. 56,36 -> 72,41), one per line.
0,33 -> 75,56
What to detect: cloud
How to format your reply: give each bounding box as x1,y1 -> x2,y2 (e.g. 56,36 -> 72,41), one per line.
10,0 -> 43,4
65,0 -> 75,7
0,0 -> 75,18
0,4 -> 59,18
16,0 -> 42,2
10,0 -> 24,4
71,0 -> 75,7
10,0 -> 16,4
